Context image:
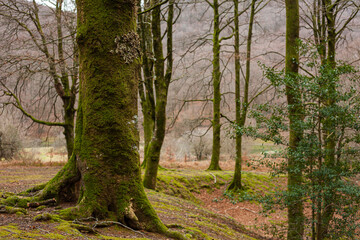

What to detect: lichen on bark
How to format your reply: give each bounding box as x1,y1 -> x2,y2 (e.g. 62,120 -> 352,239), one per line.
112,31 -> 140,64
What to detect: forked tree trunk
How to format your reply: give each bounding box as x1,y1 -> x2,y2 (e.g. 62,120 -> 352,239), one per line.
37,0 -> 168,232
228,0 -> 256,191
143,0 -> 174,189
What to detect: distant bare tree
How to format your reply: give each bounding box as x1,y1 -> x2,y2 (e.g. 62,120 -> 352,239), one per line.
0,0 -> 78,158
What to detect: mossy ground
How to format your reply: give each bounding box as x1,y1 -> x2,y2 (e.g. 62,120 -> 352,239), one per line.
0,166 -> 275,239
155,169 -> 277,202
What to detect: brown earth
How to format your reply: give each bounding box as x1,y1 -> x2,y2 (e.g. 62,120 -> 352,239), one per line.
0,161 -> 282,239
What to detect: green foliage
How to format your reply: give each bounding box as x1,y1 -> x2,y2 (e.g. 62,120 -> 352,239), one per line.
238,43 -> 360,239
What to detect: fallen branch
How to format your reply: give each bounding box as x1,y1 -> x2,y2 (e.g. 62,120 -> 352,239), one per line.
224,205 -> 257,215
238,207 -> 257,214
27,198 -> 56,208
70,223 -> 97,234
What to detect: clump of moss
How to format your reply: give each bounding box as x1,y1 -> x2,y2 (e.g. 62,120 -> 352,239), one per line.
0,191 -> 15,199
20,183 -> 46,196
35,205 -> 48,211
0,206 -> 27,214
1,196 -> 30,208
34,213 -> 53,221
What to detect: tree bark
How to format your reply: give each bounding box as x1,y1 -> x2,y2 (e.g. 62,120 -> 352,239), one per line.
285,0 -> 304,239
319,1 -> 336,237
143,0 -> 174,189
228,0 -> 256,191
38,0 -> 168,232
208,0 -> 222,171
138,0 -> 156,168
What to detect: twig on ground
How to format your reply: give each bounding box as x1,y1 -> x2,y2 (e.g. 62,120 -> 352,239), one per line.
225,205 -> 257,215
209,173 -> 217,184
72,218 -> 147,238
93,221 -> 147,237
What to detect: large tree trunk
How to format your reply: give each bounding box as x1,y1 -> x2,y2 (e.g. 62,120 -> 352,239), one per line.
208,0 -> 222,171
285,0 -> 304,239
38,0 -> 167,232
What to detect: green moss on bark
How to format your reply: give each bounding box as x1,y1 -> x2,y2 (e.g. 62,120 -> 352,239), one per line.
18,0 -> 181,238
208,0 -> 221,171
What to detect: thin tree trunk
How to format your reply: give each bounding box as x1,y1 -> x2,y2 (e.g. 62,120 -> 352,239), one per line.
63,107 -> 75,159
285,0 -> 304,239
320,1 -> 337,237
138,0 -> 156,168
55,0 -> 77,158
143,0 -> 174,189
208,0 -> 222,171
228,0 -> 256,190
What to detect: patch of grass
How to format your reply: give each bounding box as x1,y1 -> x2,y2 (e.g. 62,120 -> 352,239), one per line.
248,142 -> 283,155
154,169 -> 279,204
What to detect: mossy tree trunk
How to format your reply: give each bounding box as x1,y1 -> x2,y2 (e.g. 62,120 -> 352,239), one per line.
38,0 -> 168,232
207,0 -> 222,171
318,1 -> 336,238
285,0 -> 304,239
138,0 -> 156,168
143,0 -> 174,189
228,0 -> 256,191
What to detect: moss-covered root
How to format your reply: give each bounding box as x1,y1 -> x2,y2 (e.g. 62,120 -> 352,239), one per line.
38,155 -> 80,202
226,179 -> 243,192
164,230 -> 188,240
1,195 -> 33,208
0,206 -> 27,215
59,206 -> 187,239
207,162 -> 222,171
19,183 -> 47,196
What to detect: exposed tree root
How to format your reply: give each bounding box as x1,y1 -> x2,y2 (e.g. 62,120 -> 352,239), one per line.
38,155 -> 80,202
0,205 -> 27,214
70,223 -> 97,234
226,180 -> 244,192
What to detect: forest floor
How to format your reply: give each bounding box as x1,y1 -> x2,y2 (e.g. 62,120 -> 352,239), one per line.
0,158 -> 286,240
